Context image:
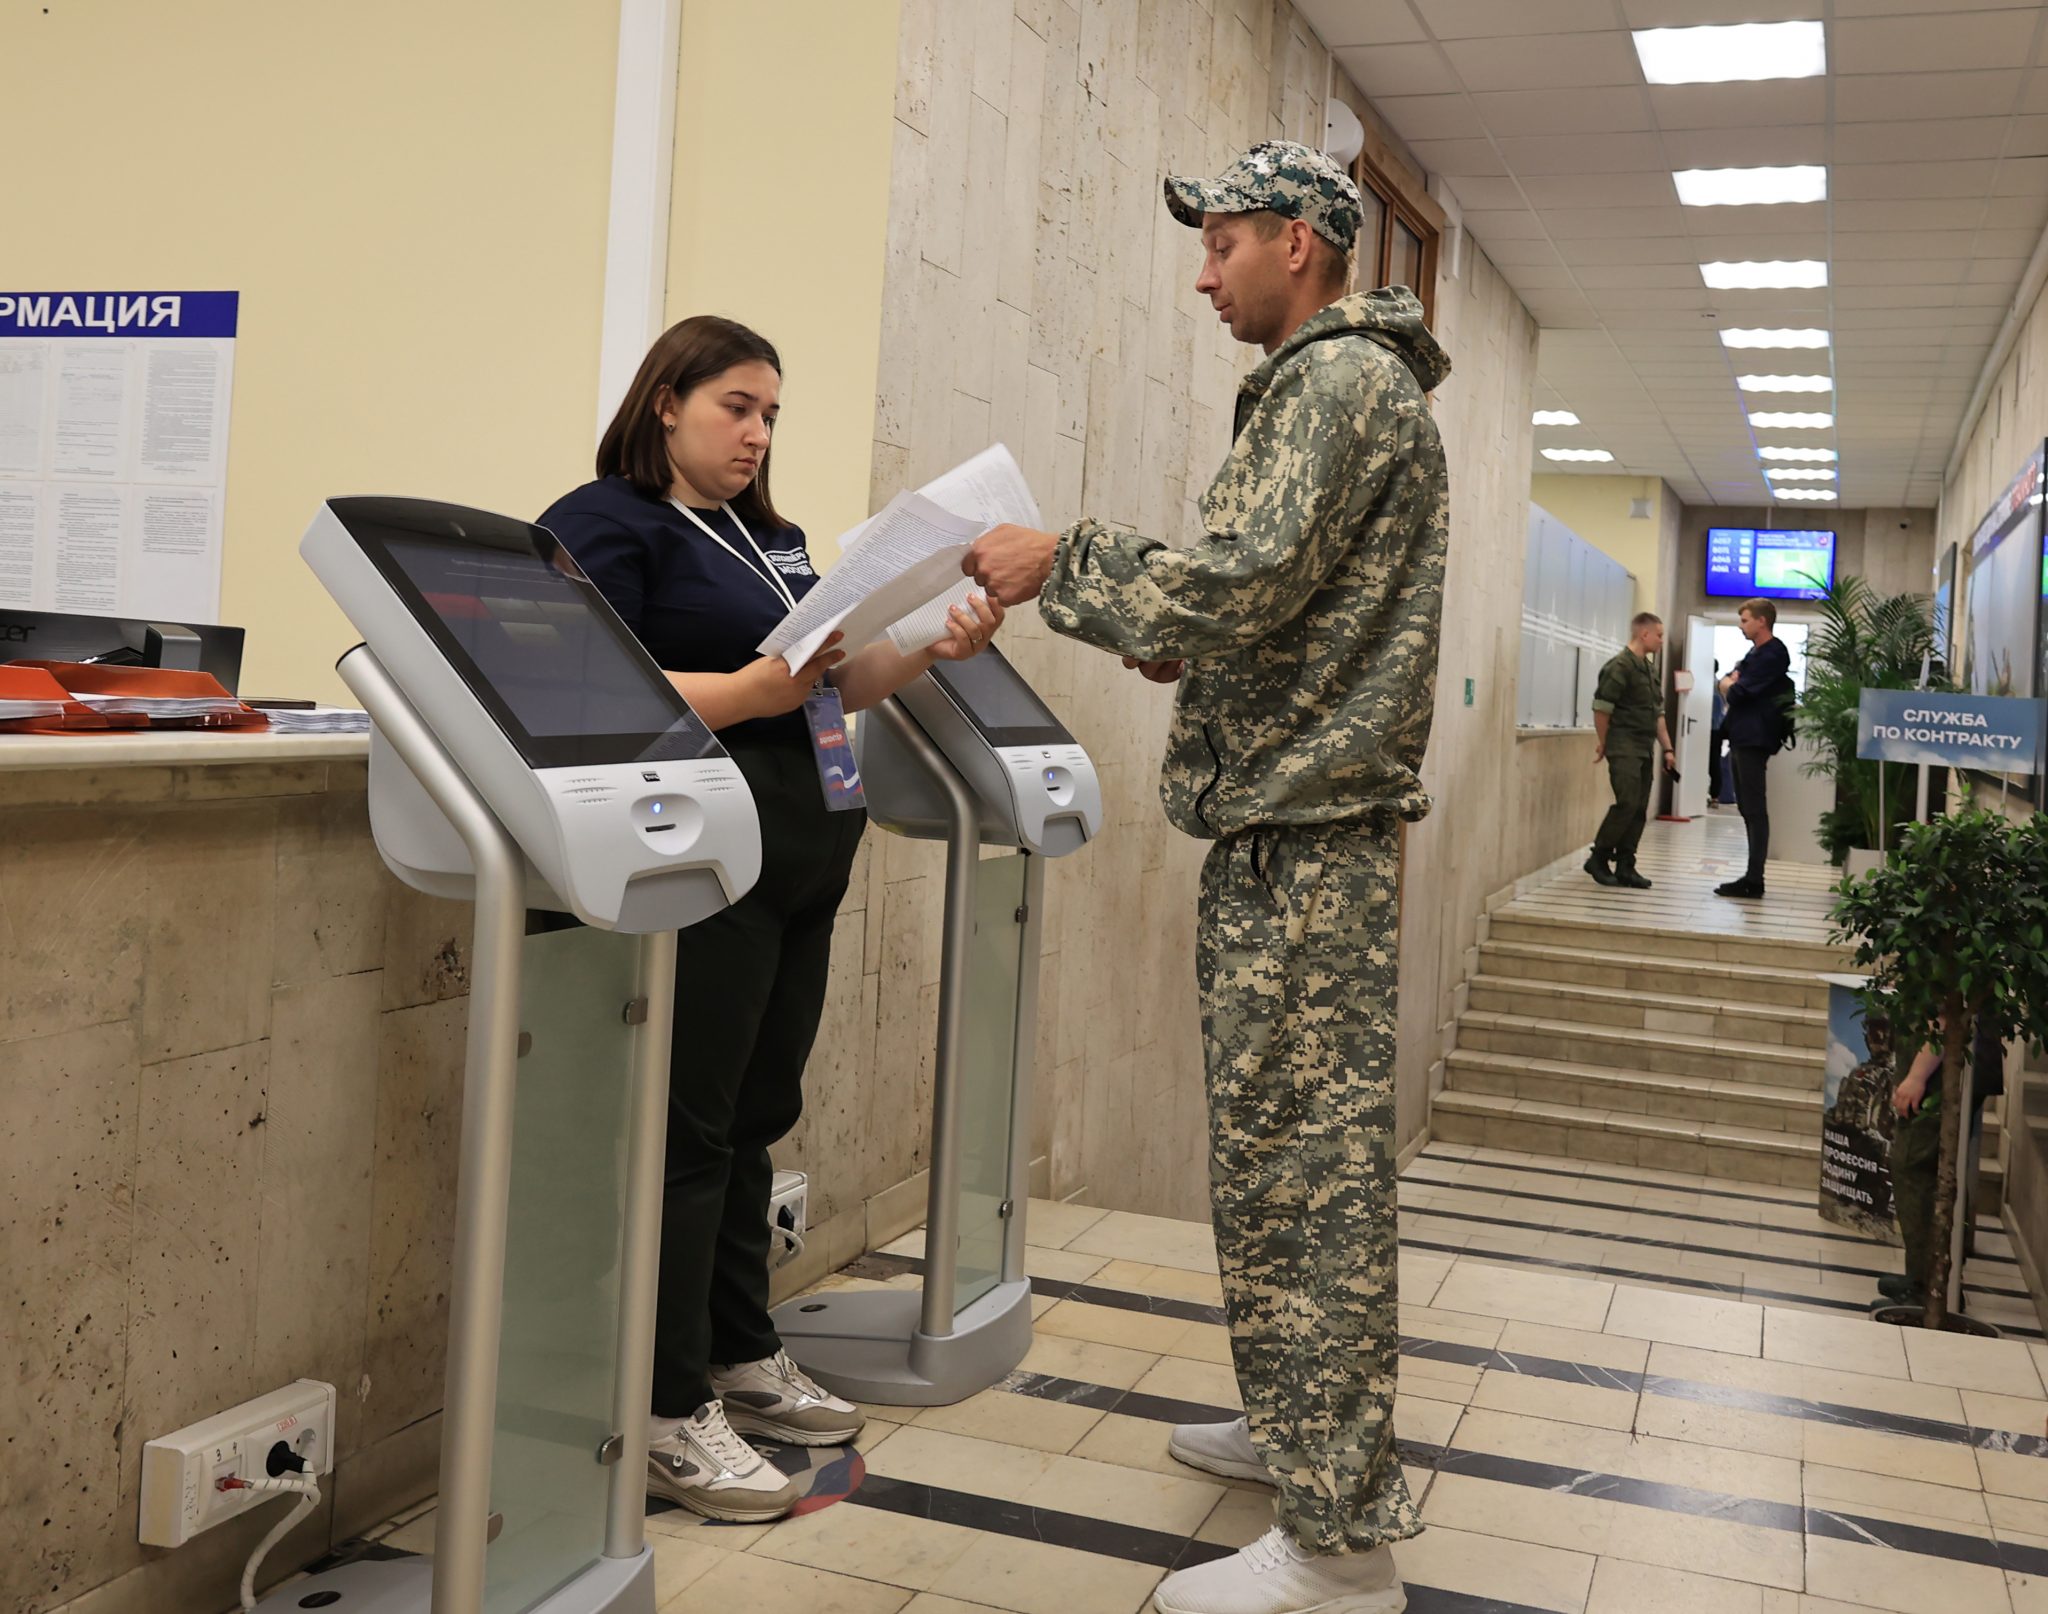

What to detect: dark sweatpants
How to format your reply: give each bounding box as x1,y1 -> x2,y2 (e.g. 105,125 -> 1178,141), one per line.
649,738 -> 866,1418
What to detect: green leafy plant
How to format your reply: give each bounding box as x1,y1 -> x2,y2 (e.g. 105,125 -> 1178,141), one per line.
1798,574 -> 1952,863
1832,810 -> 2048,1330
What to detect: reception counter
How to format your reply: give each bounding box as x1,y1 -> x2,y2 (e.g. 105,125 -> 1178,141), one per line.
2,731 -> 476,1614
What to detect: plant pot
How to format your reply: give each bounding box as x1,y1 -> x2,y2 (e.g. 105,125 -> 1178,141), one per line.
1868,1304 -> 2002,1337
1845,848 -> 1886,880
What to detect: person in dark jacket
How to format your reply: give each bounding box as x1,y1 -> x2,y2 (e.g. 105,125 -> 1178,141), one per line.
1714,598 -> 1793,898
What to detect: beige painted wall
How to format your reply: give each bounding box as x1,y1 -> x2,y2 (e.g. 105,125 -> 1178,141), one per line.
0,3 -> 622,704
1529,473 -> 1677,621
664,0 -> 902,550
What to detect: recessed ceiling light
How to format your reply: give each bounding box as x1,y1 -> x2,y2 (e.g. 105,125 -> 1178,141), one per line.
1674,166 -> 1826,208
1738,374 -> 1832,394
1749,412 -> 1834,429
1759,446 -> 1837,462
1701,260 -> 1829,290
1766,467 -> 1837,481
1532,410 -> 1580,426
1774,488 -> 1838,501
1721,329 -> 1829,350
1541,448 -> 1616,463
1633,20 -> 1826,85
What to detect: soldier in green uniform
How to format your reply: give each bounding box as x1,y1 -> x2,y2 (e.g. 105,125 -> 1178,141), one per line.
1584,612 -> 1676,891
966,140 -> 1445,1614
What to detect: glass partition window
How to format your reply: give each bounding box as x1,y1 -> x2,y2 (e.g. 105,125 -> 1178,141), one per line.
1517,504 -> 1635,730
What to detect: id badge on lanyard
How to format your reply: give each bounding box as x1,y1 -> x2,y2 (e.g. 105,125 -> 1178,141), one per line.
670,498 -> 865,812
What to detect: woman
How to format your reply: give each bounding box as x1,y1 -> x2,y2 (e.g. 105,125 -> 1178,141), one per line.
540,316 -> 1002,1521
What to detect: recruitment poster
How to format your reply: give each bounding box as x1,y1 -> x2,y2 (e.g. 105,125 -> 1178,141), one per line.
0,290 -> 237,623
1818,974 -> 1899,1242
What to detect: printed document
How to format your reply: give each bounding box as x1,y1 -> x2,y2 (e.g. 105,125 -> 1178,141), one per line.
759,492 -> 987,672
837,444 -> 1043,653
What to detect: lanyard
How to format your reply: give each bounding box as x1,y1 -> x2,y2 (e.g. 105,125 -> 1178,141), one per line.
668,498 -> 798,613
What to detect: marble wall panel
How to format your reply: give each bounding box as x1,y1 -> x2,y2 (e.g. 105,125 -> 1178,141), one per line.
272,787 -> 388,988
1,1019 -> 140,1612
0,806 -> 150,1046
140,802 -> 278,1062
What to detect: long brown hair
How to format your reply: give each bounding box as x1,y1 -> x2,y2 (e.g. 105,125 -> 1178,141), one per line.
597,315 -> 784,528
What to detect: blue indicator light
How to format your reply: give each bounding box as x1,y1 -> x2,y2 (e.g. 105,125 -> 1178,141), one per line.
650,801 -> 663,815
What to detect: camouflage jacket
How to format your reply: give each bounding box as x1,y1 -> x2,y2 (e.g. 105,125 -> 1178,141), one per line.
1038,288 -> 1451,839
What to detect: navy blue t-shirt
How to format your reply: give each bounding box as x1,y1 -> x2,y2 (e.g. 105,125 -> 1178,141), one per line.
538,475 -> 820,746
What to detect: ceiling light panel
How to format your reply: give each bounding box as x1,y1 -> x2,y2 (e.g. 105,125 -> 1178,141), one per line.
1758,446 -> 1838,462
1720,328 -> 1830,349
1774,489 -> 1838,501
1738,374 -> 1833,393
1674,166 -> 1827,207
1632,21 -> 1826,86
1748,412 -> 1834,429
1531,410 -> 1581,426
1541,448 -> 1617,463
1765,468 -> 1837,482
1701,260 -> 1829,289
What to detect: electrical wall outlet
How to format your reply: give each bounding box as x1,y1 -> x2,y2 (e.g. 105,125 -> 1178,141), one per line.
138,1380 -> 336,1548
768,1169 -> 807,1268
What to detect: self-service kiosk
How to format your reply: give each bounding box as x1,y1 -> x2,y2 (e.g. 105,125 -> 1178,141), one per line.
772,646 -> 1101,1404
276,497 -> 760,1614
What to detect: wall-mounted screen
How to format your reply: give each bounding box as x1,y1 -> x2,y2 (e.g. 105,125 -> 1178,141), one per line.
1961,443 -> 2044,804
1705,528 -> 1836,600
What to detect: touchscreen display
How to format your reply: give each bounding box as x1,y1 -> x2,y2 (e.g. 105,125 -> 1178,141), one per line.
927,645 -> 1072,747
335,498 -> 720,768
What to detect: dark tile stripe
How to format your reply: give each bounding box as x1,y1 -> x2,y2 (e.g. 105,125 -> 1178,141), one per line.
1403,1166 -> 2027,1282
849,1470 -> 1218,1569
995,1371 -> 2048,1579
1404,1198 -> 2029,1302
1417,1149 -> 2020,1260
1398,1235 -> 2045,1342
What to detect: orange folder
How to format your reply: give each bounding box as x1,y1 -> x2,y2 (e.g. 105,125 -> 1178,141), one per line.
10,661 -> 268,731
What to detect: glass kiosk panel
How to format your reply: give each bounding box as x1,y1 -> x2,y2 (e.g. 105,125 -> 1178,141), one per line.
486,925 -> 643,1614
954,853 -> 1028,1312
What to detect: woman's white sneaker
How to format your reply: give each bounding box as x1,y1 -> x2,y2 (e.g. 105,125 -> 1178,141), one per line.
712,1348 -> 866,1446
1152,1527 -> 1405,1614
1168,1416 -> 1271,1484
645,1402 -> 800,1522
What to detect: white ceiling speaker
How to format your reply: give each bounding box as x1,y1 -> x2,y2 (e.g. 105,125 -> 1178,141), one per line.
1324,100 -> 1365,167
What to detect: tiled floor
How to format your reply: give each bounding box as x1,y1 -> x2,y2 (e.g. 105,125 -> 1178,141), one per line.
1503,811 -> 1846,946
332,1162 -> 2048,1614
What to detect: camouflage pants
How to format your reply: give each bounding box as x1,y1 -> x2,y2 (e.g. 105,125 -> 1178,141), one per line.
1196,819 -> 1422,1555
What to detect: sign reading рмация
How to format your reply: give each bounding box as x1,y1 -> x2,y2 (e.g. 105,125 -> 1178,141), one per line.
1856,688 -> 2045,773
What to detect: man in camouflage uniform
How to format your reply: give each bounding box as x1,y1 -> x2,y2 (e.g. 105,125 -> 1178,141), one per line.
1585,612 -> 1676,891
967,140 -> 1446,1614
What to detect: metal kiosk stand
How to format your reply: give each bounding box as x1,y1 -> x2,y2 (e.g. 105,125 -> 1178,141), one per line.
275,497 -> 762,1614
772,646 -> 1102,1404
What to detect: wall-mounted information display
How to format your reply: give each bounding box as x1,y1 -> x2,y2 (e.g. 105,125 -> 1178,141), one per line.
1706,527 -> 1836,601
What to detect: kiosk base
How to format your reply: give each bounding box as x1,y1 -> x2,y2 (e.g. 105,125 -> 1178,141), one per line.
771,1280 -> 1033,1406
254,1544 -> 655,1614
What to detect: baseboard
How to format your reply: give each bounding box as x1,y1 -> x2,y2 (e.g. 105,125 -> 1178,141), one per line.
1398,1127 -> 1432,1173
2003,1205 -> 2048,1339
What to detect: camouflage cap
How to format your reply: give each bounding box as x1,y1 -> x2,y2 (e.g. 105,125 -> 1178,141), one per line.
1164,140 -> 1364,252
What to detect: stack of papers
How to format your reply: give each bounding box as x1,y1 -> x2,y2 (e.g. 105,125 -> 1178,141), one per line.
758,444 -> 1043,673
258,705 -> 372,734
77,692 -> 246,721
0,697 -> 68,722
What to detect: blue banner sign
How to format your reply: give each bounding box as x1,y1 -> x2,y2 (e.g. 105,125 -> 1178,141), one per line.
1856,688 -> 2045,773
0,291 -> 238,339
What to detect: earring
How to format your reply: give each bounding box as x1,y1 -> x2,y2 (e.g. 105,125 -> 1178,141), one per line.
663,420 -> 675,433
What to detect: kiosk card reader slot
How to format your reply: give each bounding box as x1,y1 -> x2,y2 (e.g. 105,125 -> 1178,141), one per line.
773,645 -> 1101,1405
276,497 -> 762,1614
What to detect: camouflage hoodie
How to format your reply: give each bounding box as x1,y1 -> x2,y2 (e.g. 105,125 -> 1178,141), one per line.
1039,287 -> 1452,839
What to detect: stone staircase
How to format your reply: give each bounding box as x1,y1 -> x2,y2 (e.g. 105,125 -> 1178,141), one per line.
1433,907 -> 2005,1206
1435,908 -> 1843,1188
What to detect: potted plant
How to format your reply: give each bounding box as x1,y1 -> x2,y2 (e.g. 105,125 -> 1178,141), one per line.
1799,575 -> 1952,869
1832,809 -> 2048,1332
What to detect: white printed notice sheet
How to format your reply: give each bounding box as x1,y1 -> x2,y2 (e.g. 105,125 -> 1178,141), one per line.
0,291 -> 238,621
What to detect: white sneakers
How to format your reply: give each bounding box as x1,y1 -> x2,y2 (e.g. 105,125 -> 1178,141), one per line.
1153,1526 -> 1405,1614
645,1401 -> 800,1522
1168,1416 -> 1272,1484
644,1351 -> 865,1520
712,1348 -> 866,1446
